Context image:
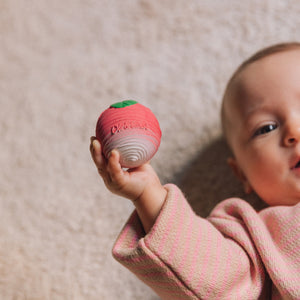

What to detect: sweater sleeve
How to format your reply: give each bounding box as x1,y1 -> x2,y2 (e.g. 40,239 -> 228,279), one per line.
112,184 -> 268,300
209,199 -> 300,299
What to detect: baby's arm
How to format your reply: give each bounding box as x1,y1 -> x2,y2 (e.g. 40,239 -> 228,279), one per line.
90,137 -> 167,233
113,185 -> 268,299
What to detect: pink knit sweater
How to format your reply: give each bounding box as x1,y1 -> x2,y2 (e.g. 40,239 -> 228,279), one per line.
112,184 -> 300,300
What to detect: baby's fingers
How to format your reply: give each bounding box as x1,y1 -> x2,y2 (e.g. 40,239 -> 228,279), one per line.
90,137 -> 105,173
107,150 -> 125,183
105,150 -> 135,197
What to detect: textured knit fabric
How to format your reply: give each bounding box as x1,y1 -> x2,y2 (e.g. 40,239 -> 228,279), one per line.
112,184 -> 300,300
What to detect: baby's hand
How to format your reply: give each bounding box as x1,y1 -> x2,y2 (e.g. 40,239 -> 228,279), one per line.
90,136 -> 167,232
90,137 -> 162,202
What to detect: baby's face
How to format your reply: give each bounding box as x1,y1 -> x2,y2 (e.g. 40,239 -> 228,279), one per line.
224,49 -> 300,206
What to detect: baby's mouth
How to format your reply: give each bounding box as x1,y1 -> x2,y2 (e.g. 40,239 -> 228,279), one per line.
292,160 -> 300,169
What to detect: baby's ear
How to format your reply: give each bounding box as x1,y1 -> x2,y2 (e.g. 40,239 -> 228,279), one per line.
227,157 -> 252,194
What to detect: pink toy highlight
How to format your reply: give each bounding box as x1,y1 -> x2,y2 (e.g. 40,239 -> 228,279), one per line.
96,100 -> 161,168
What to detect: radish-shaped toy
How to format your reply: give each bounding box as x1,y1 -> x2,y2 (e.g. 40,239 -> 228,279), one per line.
96,100 -> 161,168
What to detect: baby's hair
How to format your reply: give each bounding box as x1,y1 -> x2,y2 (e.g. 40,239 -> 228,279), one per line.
226,42 -> 300,87
221,41 -> 300,145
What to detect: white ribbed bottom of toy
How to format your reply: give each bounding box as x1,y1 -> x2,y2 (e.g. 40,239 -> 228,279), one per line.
103,133 -> 159,168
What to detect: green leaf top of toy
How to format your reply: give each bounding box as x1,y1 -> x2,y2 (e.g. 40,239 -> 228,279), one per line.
110,100 -> 138,108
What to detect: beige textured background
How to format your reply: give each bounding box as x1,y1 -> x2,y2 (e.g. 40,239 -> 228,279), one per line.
1,1 -> 300,299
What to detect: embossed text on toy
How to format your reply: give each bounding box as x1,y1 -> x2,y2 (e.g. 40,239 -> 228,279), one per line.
111,121 -> 148,135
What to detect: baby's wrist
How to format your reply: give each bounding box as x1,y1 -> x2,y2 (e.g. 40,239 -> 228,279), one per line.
133,184 -> 167,233
133,184 -> 166,205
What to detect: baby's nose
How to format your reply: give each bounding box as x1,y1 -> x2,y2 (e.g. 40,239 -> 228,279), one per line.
283,121 -> 300,147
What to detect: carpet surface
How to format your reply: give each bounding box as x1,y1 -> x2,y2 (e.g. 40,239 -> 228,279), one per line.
1,1 -> 300,299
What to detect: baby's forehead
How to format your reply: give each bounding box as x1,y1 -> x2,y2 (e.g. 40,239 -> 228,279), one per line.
226,49 -> 300,110
222,46 -> 300,146
223,72 -> 252,116
221,68 -> 260,142
228,48 -> 300,93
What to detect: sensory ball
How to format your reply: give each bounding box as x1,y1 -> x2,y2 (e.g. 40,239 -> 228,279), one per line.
96,100 -> 161,168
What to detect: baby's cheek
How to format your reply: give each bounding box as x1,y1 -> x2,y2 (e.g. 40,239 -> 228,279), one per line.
241,153 -> 271,183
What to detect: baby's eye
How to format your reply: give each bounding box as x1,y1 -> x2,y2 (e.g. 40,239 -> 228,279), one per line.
253,123 -> 278,137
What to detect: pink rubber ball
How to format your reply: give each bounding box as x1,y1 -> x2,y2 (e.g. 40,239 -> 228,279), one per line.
96,100 -> 162,168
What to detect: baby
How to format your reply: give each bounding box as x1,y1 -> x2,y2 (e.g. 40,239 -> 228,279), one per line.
90,43 -> 300,299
